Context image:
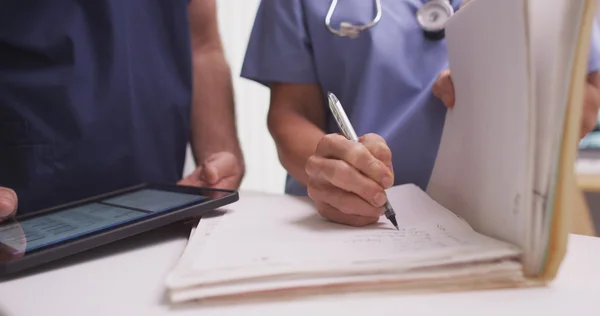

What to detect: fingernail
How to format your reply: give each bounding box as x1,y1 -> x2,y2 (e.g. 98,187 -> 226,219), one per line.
0,199 -> 15,217
373,193 -> 386,206
382,176 -> 393,188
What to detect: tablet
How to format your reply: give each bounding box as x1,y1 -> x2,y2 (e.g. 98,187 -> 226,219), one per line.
0,183 -> 238,277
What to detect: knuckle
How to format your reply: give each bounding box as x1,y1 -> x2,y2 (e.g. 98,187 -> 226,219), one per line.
364,133 -> 386,143
367,158 -> 385,173
348,144 -> 369,165
359,183 -> 380,202
321,133 -> 335,143
316,135 -> 331,153
330,133 -> 347,141
305,155 -> 319,176
373,142 -> 392,162
363,132 -> 377,139
330,161 -> 352,184
350,142 -> 368,155
337,160 -> 353,173
322,133 -> 340,146
318,134 -> 346,156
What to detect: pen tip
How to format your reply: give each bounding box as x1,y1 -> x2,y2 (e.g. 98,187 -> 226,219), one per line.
388,216 -> 399,230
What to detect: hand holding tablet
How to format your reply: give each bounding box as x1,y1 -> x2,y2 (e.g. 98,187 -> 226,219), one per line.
0,183 -> 238,277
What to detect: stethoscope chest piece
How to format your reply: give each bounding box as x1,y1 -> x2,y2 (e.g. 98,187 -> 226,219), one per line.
417,0 -> 454,40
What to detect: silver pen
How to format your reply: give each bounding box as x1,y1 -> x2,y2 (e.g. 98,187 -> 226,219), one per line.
326,92 -> 399,230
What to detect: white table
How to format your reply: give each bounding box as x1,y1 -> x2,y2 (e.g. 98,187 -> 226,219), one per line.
1,204 -> 600,316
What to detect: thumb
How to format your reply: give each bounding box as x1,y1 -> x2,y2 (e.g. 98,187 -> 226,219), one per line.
201,152 -> 238,185
202,163 -> 220,185
0,188 -> 18,220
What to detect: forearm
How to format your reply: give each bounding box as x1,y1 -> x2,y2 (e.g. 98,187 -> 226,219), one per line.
269,111 -> 325,186
190,50 -> 243,167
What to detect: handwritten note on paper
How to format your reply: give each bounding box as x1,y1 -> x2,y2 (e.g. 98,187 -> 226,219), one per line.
342,225 -> 471,251
190,185 -> 521,283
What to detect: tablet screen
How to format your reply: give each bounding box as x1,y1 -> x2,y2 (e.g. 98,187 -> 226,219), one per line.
0,189 -> 206,254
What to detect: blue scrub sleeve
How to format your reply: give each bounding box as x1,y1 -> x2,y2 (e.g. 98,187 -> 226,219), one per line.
588,20 -> 600,73
240,0 -> 318,86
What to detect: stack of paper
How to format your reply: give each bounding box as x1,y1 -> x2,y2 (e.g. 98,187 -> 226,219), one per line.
166,185 -> 529,303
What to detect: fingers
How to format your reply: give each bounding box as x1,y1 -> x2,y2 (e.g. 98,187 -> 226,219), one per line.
314,134 -> 393,188
308,179 -> 381,219
314,201 -> 379,227
306,170 -> 386,215
0,188 -> 18,221
359,133 -> 394,176
432,69 -> 455,109
305,156 -> 388,207
178,167 -> 204,187
582,73 -> 600,138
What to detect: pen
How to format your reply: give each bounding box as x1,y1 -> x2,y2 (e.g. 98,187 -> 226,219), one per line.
326,92 -> 399,230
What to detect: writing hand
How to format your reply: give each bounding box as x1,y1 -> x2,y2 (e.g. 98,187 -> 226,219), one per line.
305,133 -> 394,227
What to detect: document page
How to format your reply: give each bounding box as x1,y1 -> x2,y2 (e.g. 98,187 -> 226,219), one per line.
165,213 -> 224,289
427,0 -> 532,253
188,185 -> 521,285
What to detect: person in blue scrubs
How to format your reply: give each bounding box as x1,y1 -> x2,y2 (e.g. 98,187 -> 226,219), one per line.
241,0 -> 600,227
0,0 -> 244,220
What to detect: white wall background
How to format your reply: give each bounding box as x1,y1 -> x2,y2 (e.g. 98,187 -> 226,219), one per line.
182,0 -> 287,194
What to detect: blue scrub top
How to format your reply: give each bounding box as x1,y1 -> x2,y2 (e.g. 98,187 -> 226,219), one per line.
241,0 -> 600,196
0,0 -> 193,214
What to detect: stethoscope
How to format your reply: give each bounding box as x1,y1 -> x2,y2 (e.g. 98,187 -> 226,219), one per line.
325,0 -> 455,40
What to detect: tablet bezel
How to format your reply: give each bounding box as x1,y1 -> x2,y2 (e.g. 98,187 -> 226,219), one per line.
0,183 -> 238,277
